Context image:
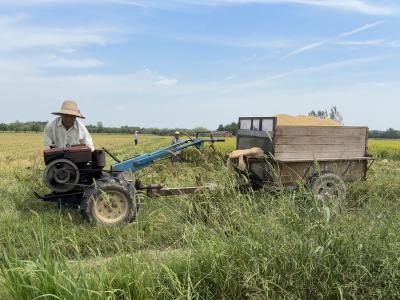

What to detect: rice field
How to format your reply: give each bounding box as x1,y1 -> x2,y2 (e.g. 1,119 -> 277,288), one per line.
0,132 -> 400,299
369,139 -> 400,160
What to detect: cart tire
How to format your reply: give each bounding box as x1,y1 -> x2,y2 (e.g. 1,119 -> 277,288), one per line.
309,173 -> 346,205
80,177 -> 138,225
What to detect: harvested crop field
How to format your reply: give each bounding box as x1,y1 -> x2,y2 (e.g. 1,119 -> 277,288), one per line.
0,132 -> 400,299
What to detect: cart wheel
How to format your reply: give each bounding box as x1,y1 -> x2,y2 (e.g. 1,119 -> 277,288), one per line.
309,173 -> 346,205
80,177 -> 138,225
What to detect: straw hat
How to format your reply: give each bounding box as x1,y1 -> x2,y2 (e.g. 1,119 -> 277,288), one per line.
174,131 -> 180,135
52,100 -> 85,119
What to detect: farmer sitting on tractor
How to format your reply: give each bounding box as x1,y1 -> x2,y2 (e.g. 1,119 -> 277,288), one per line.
44,100 -> 94,151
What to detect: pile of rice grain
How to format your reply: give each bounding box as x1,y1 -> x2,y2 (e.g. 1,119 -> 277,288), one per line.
275,114 -> 341,126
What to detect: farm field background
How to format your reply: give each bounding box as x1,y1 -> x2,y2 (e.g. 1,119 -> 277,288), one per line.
0,132 -> 400,299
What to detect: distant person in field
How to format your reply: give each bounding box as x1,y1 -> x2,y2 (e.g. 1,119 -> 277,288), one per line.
171,131 -> 182,145
44,100 -> 94,151
170,131 -> 182,165
134,130 -> 139,146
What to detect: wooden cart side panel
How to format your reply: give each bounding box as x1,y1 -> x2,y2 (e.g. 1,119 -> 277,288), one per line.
276,151 -> 365,161
279,160 -> 367,185
275,126 -> 367,136
275,135 -> 366,145
275,144 -> 366,153
274,126 -> 368,161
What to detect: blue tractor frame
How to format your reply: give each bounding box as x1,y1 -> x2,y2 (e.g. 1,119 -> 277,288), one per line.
110,138 -> 217,173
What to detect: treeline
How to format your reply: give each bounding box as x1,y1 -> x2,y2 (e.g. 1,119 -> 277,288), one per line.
369,128 -> 400,139
217,122 -> 239,135
0,121 -> 209,136
1,121 -> 400,139
87,124 -> 209,136
0,121 -> 47,132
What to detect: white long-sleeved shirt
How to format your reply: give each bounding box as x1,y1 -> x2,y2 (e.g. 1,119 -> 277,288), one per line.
44,117 -> 94,151
171,137 -> 182,145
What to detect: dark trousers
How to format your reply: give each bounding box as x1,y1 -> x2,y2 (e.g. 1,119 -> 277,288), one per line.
134,139 -> 138,146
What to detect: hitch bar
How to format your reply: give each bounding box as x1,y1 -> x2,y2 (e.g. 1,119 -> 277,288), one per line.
139,183 -> 217,197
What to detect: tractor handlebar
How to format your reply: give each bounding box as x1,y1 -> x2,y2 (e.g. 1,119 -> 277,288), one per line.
110,137 -> 225,173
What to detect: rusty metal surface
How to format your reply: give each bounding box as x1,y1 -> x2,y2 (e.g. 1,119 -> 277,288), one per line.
44,146 -> 92,165
44,145 -> 91,154
139,183 -> 214,197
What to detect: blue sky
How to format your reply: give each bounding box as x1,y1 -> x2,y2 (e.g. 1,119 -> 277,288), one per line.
0,0 -> 399,130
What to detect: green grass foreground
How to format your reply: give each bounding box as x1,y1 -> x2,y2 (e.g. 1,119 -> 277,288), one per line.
0,133 -> 399,299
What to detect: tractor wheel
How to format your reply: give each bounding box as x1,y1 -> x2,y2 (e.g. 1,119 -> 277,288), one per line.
309,173 -> 347,205
80,177 -> 138,225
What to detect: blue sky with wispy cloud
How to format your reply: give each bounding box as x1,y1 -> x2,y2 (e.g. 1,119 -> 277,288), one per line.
0,0 -> 399,129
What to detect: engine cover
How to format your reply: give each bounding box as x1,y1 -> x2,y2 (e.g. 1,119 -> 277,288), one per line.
43,146 -> 92,165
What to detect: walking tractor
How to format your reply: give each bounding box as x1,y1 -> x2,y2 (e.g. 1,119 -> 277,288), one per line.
34,116 -> 374,225
34,135 -> 224,225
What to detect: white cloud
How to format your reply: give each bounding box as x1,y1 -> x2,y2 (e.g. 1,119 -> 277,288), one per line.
1,0 -> 397,16
0,14 -> 123,72
172,0 -> 398,15
0,57 -> 36,74
157,76 -> 178,86
342,39 -> 400,48
283,42 -> 324,58
0,63 -> 182,95
284,20 -> 386,58
334,39 -> 387,46
386,41 -> 400,48
346,40 -> 400,48
0,13 -> 27,24
0,15 -> 123,52
225,55 -> 390,91
358,81 -> 400,87
173,35 -> 293,49
338,20 -> 386,37
44,57 -> 105,69
58,48 -> 78,54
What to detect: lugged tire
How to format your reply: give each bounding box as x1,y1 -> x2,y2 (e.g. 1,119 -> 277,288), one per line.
308,173 -> 347,205
80,176 -> 138,225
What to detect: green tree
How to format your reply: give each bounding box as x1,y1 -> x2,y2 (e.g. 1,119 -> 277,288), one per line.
31,123 -> 42,132
224,122 -> 238,135
309,106 -> 343,124
329,106 -> 343,125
